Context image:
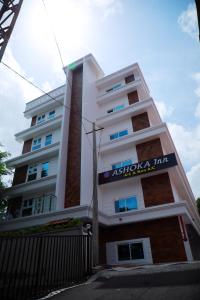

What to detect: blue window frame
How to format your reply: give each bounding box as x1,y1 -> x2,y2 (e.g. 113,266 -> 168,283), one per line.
106,83 -> 122,93
112,159 -> 132,170
27,165 -> 38,181
110,129 -> 128,141
45,134 -> 52,146
41,162 -> 49,178
107,104 -> 125,114
37,114 -> 45,124
48,110 -> 55,119
115,196 -> 138,213
32,138 -> 41,151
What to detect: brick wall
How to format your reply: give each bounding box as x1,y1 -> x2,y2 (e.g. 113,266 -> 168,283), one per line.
12,165 -> 28,186
31,116 -> 37,126
128,90 -> 139,105
136,138 -> 163,162
65,65 -> 83,208
22,139 -> 32,154
99,216 -> 187,264
132,112 -> 150,132
141,172 -> 174,207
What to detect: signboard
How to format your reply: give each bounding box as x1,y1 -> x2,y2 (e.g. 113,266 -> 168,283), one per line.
98,153 -> 177,185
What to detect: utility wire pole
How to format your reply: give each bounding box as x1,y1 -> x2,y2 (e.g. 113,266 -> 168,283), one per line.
0,0 -> 23,62
86,122 -> 103,267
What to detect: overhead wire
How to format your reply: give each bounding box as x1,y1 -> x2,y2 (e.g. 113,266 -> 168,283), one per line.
1,61 -> 96,126
41,0 -> 65,70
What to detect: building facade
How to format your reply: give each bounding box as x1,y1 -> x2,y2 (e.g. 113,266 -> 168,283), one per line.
1,54 -> 200,265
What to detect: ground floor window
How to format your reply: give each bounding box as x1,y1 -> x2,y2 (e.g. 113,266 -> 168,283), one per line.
118,242 -> 144,261
115,196 -> 138,213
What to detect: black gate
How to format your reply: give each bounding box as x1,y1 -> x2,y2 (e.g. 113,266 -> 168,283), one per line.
0,235 -> 92,300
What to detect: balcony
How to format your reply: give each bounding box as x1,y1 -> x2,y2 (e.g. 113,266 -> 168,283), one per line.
5,174 -> 57,197
15,115 -> 62,142
1,194 -> 57,222
7,142 -> 60,168
99,123 -> 167,154
24,85 -> 65,118
97,78 -> 144,105
96,98 -> 161,127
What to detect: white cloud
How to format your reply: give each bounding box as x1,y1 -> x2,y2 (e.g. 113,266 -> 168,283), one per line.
85,0 -> 123,19
191,72 -> 200,117
187,164 -> 200,198
168,122 -> 200,167
155,100 -> 174,119
178,3 -> 198,40
0,48 -> 51,158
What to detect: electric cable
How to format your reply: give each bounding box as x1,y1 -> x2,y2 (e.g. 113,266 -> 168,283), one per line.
41,0 -> 65,70
1,60 -> 98,127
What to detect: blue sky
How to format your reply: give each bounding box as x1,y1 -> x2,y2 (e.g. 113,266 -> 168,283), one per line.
0,0 -> 199,196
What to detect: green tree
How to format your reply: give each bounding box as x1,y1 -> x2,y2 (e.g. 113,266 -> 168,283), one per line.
0,146 -> 11,214
196,198 -> 200,215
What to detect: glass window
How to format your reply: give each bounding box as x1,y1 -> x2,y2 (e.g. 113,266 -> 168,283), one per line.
48,110 -> 55,119
32,138 -> 41,151
45,134 -> 52,146
110,130 -> 128,141
107,108 -> 114,114
106,83 -> 122,93
115,104 -> 124,111
118,244 -> 130,261
118,242 -> 144,261
107,104 -> 124,114
41,162 -> 49,178
21,199 -> 33,217
37,114 -> 45,124
112,159 -> 132,170
130,243 -> 144,260
27,165 -> 37,181
110,132 -> 119,140
119,129 -> 128,137
115,196 -> 137,213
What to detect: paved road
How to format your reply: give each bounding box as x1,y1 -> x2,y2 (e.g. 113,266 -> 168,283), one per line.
44,263 -> 200,300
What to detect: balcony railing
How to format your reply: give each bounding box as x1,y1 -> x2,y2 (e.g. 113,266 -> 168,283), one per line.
1,194 -> 57,221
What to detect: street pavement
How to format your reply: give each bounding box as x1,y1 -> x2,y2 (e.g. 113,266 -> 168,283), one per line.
41,262 -> 200,300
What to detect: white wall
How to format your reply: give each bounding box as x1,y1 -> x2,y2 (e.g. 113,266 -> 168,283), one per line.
98,177 -> 145,214
97,95 -> 129,118
98,145 -> 138,172
31,128 -> 61,150
99,118 -> 133,144
80,58 -> 100,206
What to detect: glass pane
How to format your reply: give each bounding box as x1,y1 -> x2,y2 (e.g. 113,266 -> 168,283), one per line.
118,244 -> 130,261
115,104 -> 124,111
110,133 -> 118,140
41,162 -> 49,177
22,208 -> 32,217
119,130 -> 128,137
130,243 -> 144,260
49,111 -> 55,118
112,162 -> 121,170
126,197 -> 137,210
115,199 -> 126,213
122,160 -> 132,167
45,134 -> 52,146
27,173 -> 37,181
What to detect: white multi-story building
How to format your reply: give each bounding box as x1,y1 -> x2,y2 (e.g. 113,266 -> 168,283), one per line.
1,54 -> 200,265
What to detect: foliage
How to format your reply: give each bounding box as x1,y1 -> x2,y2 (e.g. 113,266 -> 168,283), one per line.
196,197 -> 200,215
0,218 -> 82,237
0,146 -> 11,213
